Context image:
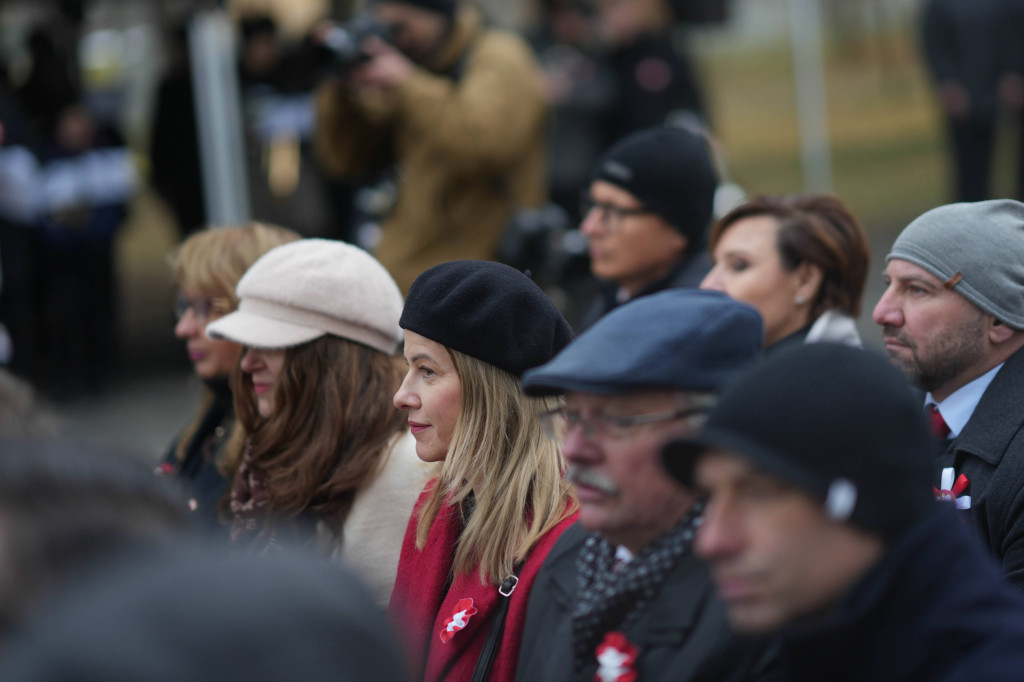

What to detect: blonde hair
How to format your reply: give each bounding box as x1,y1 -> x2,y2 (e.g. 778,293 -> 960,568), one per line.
169,222 -> 301,474
415,350 -> 577,585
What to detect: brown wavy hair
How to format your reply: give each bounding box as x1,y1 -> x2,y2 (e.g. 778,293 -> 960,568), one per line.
709,194 -> 870,321
169,222 -> 300,473
232,336 -> 406,535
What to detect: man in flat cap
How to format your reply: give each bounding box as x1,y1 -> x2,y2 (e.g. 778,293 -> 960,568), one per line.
515,289 -> 776,682
577,125 -> 718,330
664,343 -> 1024,681
872,199 -> 1024,586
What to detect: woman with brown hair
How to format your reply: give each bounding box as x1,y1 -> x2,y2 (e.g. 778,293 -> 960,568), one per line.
389,260 -> 578,682
700,194 -> 871,350
205,238 -> 424,605
161,222 -> 299,529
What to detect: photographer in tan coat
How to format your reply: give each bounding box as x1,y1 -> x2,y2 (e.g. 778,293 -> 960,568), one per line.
314,0 -> 546,292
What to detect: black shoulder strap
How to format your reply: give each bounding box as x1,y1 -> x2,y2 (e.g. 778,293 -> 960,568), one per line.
471,567 -> 521,682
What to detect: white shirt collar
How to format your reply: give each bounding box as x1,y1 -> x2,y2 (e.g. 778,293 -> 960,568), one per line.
925,363 -> 1004,438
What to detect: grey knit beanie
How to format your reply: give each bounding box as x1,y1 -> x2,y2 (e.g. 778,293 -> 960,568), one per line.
887,199 -> 1024,330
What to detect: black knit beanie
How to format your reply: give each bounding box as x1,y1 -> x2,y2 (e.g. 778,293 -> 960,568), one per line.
663,343 -> 935,541
400,260 -> 573,377
377,0 -> 456,17
592,125 -> 717,247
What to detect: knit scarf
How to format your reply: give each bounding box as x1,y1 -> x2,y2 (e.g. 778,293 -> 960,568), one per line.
390,483 -> 578,682
228,441 -> 273,550
571,501 -> 704,672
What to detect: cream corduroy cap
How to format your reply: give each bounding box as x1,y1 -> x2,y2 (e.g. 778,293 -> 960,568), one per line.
205,239 -> 403,354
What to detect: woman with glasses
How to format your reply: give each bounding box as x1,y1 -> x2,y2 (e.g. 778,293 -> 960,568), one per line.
161,223 -> 299,530
700,194 -> 870,351
389,260 -> 578,682
205,238 -> 424,606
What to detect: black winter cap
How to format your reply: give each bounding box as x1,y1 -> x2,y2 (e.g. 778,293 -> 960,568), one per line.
592,125 -> 718,247
400,260 -> 573,377
663,343 -> 935,541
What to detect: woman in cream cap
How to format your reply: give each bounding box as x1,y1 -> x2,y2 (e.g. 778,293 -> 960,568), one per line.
206,238 -> 425,605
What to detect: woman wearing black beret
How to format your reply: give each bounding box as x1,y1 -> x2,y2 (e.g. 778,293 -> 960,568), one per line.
389,260 -> 578,682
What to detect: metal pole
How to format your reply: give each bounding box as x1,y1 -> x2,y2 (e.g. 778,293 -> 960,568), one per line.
188,9 -> 250,226
787,0 -> 833,193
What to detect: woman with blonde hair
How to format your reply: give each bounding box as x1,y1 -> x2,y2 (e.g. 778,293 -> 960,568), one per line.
389,260 -> 578,682
205,238 -> 424,605
160,222 -> 299,529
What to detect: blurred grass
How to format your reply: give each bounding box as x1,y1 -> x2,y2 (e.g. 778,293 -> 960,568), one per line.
698,25 -> 1019,233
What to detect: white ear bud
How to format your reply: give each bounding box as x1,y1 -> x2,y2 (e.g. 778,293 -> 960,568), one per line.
795,293 -> 807,305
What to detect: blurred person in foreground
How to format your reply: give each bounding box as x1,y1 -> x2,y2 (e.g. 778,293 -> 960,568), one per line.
0,439 -> 193,642
515,289 -> 776,681
388,261 -> 577,682
701,194 -> 870,351
206,239 -> 424,606
160,223 -> 300,530
872,200 -> 1024,587
664,343 -> 1024,681
577,124 -> 717,330
0,545 -> 406,681
314,0 -> 547,292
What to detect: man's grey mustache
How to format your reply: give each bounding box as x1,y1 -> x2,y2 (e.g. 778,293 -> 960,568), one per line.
565,465 -> 619,496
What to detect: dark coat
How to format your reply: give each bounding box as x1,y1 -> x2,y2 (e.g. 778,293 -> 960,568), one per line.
515,522 -> 778,682
577,249 -> 711,332
777,508 -> 1024,681
921,0 -> 1006,122
938,344 -> 1024,587
160,379 -> 235,533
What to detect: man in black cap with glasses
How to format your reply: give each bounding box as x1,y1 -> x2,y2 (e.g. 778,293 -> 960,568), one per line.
515,288 -> 776,682
664,343 -> 1024,681
576,124 -> 718,330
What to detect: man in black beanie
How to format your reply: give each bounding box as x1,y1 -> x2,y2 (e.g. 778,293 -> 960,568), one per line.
577,124 -> 717,330
663,344 -> 1024,682
315,0 -> 547,293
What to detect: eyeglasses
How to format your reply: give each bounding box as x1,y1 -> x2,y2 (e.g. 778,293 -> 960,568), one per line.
540,406 -> 709,442
174,291 -> 233,321
580,195 -> 655,232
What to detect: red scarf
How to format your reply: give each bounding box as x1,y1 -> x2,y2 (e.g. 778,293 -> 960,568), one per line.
389,483 -> 577,682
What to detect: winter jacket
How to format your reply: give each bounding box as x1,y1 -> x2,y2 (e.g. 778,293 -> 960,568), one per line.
389,484 -> 577,682
776,507 -> 1024,681
936,343 -> 1024,588
314,7 -> 546,292
515,522 -> 778,682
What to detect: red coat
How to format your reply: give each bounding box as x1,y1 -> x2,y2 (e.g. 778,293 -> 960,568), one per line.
389,484 -> 577,682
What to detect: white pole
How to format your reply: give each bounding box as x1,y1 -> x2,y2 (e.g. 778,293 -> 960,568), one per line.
189,10 -> 251,226
786,0 -> 833,193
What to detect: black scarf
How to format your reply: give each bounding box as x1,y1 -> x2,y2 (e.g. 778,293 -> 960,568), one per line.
571,502 -> 703,672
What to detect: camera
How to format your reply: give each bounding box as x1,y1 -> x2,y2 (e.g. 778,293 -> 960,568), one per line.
318,16 -> 393,71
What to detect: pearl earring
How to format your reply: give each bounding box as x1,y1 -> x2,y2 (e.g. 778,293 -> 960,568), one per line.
795,293 -> 807,305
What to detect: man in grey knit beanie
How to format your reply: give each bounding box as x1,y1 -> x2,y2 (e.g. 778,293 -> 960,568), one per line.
872,198 -> 1024,588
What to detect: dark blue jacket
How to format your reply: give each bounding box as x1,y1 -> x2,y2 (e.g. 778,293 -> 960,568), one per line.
777,507 -> 1024,681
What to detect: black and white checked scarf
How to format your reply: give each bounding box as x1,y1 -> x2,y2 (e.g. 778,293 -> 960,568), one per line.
571,501 -> 704,672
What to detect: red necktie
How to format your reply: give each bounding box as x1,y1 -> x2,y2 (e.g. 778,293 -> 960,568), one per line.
927,404 -> 950,439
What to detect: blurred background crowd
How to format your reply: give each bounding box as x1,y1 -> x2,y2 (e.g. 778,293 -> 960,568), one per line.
1,0 -> 1022,459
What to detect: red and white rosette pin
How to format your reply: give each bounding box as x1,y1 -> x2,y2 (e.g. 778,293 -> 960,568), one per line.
439,598 -> 478,643
594,631 -> 638,682
933,467 -> 971,510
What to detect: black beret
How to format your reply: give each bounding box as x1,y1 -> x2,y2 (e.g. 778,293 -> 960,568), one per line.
400,260 -> 573,377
